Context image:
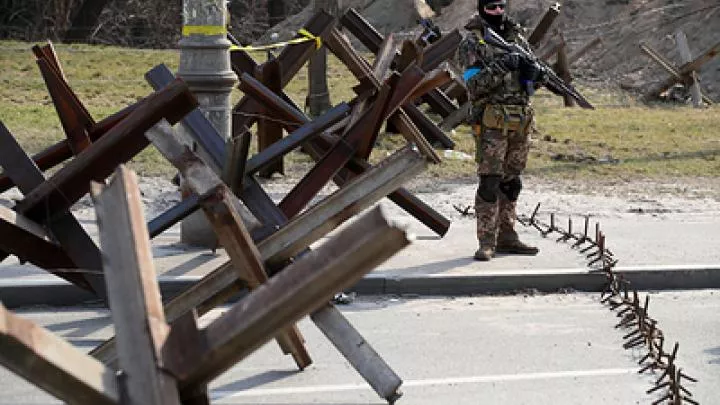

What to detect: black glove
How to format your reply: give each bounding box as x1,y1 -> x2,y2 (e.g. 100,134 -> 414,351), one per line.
519,59 -> 547,96
498,52 -> 524,71
519,59 -> 546,83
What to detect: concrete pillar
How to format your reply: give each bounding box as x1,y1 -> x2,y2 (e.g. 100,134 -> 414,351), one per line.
178,0 -> 238,248
307,0 -> 339,117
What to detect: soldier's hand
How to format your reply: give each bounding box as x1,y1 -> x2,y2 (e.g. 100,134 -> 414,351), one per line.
519,59 -> 545,83
498,52 -> 523,71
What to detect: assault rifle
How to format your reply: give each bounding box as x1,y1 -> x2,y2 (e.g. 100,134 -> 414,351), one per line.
484,27 -> 595,109
417,18 -> 442,47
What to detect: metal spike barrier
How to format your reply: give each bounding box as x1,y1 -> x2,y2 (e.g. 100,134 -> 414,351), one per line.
517,203 -> 699,404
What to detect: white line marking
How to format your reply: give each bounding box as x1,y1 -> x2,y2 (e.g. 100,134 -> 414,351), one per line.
211,368 -> 637,400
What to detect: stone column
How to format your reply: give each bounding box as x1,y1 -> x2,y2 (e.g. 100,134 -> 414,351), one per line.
178,0 -> 238,247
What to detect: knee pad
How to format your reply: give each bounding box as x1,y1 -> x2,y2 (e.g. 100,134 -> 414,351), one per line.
499,177 -> 523,202
477,175 -> 501,203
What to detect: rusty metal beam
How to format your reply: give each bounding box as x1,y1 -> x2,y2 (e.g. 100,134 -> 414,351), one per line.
245,103 -> 351,175
340,9 -> 459,122
236,70 -> 450,236
167,207 -> 410,392
325,27 -> 453,150
15,80 -> 197,221
0,121 -> 101,292
527,3 -> 561,47
0,303 -> 120,405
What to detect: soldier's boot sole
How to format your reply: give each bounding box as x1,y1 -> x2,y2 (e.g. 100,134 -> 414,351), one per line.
496,240 -> 539,255
474,247 -> 496,261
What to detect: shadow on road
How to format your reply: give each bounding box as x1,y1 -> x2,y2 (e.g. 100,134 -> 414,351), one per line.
382,257 -> 473,276
212,370 -> 298,401
705,346 -> 720,365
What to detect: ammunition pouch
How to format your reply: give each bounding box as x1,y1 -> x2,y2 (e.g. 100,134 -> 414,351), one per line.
481,104 -> 532,135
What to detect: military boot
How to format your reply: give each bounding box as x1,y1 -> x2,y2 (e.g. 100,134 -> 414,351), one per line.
474,197 -> 499,261
474,244 -> 496,261
497,198 -> 539,255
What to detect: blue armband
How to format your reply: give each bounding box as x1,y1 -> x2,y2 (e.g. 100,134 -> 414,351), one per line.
463,67 -> 482,83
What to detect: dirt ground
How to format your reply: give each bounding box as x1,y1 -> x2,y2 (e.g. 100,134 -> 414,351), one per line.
4,174 -> 715,226
266,0 -> 720,101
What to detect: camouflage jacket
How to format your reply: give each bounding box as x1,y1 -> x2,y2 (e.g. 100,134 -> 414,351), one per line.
458,15 -> 532,122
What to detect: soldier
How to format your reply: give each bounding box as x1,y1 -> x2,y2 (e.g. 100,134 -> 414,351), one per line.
458,0 -> 547,261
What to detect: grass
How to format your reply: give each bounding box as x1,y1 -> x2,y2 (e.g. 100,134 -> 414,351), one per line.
1,40 -> 719,184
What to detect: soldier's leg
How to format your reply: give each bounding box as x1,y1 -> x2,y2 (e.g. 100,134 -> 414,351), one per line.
497,124 -> 538,255
473,124 -> 507,261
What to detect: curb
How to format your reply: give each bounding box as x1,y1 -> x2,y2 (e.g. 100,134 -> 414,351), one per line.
2,265 -> 720,308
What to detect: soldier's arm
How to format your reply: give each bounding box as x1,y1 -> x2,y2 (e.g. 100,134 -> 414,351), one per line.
459,32 -> 510,100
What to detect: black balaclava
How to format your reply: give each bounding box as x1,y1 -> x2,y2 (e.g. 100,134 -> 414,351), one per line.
477,0 -> 507,31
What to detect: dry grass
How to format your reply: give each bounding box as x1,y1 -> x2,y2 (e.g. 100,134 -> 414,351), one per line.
1,40 -> 719,184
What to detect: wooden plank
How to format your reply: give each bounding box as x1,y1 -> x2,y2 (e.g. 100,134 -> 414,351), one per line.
15,80 -> 197,220
527,3 -> 561,47
440,101 -> 472,131
143,120 -> 260,230
340,9 -> 459,140
198,185 -> 312,369
324,26 -> 450,154
312,304 -> 402,401
0,206 -> 76,271
35,58 -> 93,155
256,58 -> 285,178
568,37 -> 602,66
234,75 -> 449,235
675,30 -> 703,107
0,303 -> 119,405
245,102 -> 352,175
147,194 -> 201,239
145,64 -> 225,173
91,166 -> 181,405
165,207 -> 411,391
223,131 -> 252,194
555,37 -> 575,107
91,146 -> 426,367
372,33 -> 398,82
0,121 -> 102,292
640,43 -> 715,104
279,63 -> 425,218
642,40 -> 719,102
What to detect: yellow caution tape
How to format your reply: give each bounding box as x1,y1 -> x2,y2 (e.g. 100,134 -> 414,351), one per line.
182,25 -> 228,36
230,28 -> 322,52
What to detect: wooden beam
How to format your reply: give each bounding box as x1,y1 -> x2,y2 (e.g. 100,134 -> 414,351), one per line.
165,207 -> 411,391
568,37 -> 602,66
675,30 -> 703,107
245,102 -> 352,175
324,27 -> 445,159
0,206 -> 76,271
528,3 -> 561,47
143,120 -> 260,230
256,58 -> 285,178
198,185 -> 312,369
15,80 -> 197,220
0,121 -> 102,292
0,303 -> 119,405
91,166 -> 182,405
33,46 -> 93,155
641,40 -> 719,103
312,304 -> 402,401
90,146 -> 426,367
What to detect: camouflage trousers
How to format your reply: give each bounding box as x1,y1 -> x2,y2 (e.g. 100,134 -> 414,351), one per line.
472,120 -> 532,248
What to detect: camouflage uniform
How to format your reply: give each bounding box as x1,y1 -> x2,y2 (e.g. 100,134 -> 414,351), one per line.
458,15 -> 537,260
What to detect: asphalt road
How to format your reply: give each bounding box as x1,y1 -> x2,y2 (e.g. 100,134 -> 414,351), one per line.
1,290 -> 717,405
